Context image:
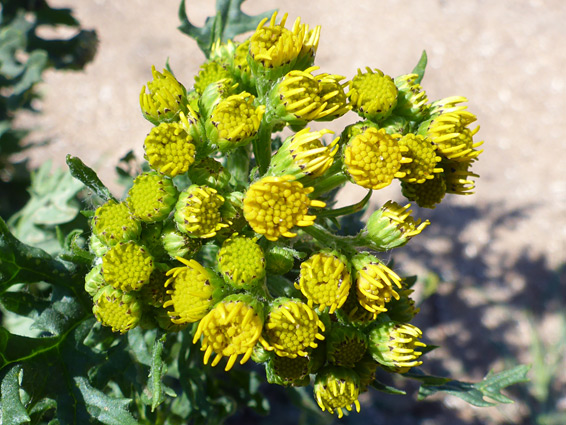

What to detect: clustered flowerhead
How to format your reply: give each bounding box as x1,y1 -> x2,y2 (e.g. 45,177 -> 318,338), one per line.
82,9 -> 484,419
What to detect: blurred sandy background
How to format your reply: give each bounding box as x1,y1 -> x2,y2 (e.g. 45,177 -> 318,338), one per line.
18,0 -> 566,424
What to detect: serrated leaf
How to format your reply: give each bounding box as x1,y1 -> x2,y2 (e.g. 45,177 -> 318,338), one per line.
178,0 -> 274,57
0,216 -> 78,293
66,154 -> 115,203
416,365 -> 530,407
0,365 -> 31,425
31,290 -> 85,335
147,333 -> 169,411
75,376 -> 139,425
411,50 -> 427,84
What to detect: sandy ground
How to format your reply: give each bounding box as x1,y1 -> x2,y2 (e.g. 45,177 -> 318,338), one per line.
17,0 -> 566,424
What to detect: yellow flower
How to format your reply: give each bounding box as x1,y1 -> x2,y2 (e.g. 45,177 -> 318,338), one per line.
217,234 -> 266,289
368,321 -> 426,373
343,127 -> 411,190
144,121 -> 196,177
93,286 -> 142,334
295,250 -> 351,314
174,185 -> 228,238
126,171 -> 178,222
316,73 -> 351,121
401,173 -> 447,209
163,257 -> 216,324
347,67 -> 398,122
393,73 -> 430,121
140,66 -> 186,123
193,294 -> 264,371
102,241 -> 154,292
207,91 -> 265,151
92,200 -> 141,247
443,159 -> 479,195
260,298 -> 325,358
314,367 -> 361,418
243,175 -> 325,241
398,133 -> 443,184
194,61 -> 233,95
352,253 -> 403,318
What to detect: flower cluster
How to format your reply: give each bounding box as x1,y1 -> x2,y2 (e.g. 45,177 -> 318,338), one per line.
83,11 -> 483,418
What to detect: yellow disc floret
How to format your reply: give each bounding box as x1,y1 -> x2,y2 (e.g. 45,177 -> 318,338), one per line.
344,127 -> 410,190
401,174 -> 447,209
217,235 -> 266,288
92,200 -> 141,247
174,185 -> 228,238
314,367 -> 361,418
93,286 -> 142,334
347,67 -> 398,121
144,122 -> 196,177
295,251 -> 351,314
102,241 -> 154,292
126,172 -> 178,222
260,298 -> 325,358
193,295 -> 264,371
398,133 -> 443,184
243,175 -> 325,241
163,257 -> 216,324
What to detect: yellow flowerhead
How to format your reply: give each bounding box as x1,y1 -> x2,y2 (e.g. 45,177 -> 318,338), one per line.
368,321 -> 426,373
92,200 -> 141,247
352,253 -> 403,317
102,241 -> 154,292
347,67 -> 398,122
194,60 -> 233,95
174,185 -> 228,238
243,175 -> 325,241
344,127 -> 411,190
288,128 -> 340,177
163,257 -> 216,324
140,66 -> 186,124
393,73 -> 430,121
208,91 -> 265,151
421,110 -> 483,162
398,133 -> 443,184
316,73 -> 351,121
314,367 -> 361,418
443,159 -> 479,195
126,171 -> 178,222
260,298 -> 325,358
295,250 -> 352,314
401,173 -> 447,209
144,121 -> 196,177
93,286 -> 142,334
217,234 -> 266,289
193,294 -> 264,371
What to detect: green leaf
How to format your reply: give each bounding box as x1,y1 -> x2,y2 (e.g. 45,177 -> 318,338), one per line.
12,50 -> 48,96
0,365 -> 31,425
415,365 -> 530,407
0,216 -> 78,293
370,378 -> 406,395
0,291 -> 51,317
178,0 -> 274,57
31,289 -> 85,335
317,189 -> 372,218
75,376 -> 139,425
147,333 -> 169,411
411,50 -> 427,84
66,154 -> 115,203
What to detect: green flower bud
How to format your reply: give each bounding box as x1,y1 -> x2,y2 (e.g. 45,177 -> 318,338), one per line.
217,234 -> 265,289
144,122 -> 196,177
198,78 -> 239,119
187,158 -> 231,191
347,67 -> 398,122
88,234 -> 108,257
314,366 -> 361,418
102,241 -> 154,292
387,287 -> 420,323
193,293 -> 265,371
401,174 -> 446,209
126,172 -> 178,222
295,250 -> 352,314
84,263 -> 105,297
260,297 -> 325,358
336,287 -> 375,326
368,321 -> 426,373
154,307 -> 188,333
230,39 -> 256,93
266,354 -> 311,387
379,115 -> 412,136
326,325 -> 368,368
353,355 -> 379,393
362,201 -> 430,250
93,285 -> 142,333
138,264 -> 169,308
139,222 -> 167,260
194,60 -> 233,95
174,185 -> 228,238
393,73 -> 430,121
351,253 -> 402,318
161,222 -> 202,260
92,200 -> 141,247
140,66 -> 187,124
265,245 -> 296,275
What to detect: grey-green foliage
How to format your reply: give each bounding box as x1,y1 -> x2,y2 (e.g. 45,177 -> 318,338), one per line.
0,0 -> 97,218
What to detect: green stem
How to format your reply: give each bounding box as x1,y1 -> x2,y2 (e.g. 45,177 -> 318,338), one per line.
253,118 -> 274,176
227,144 -> 251,189
310,171 -> 349,198
302,223 -> 360,256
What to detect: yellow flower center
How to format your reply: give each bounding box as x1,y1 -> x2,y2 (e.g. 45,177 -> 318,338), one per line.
243,175 -> 325,241
211,92 -> 264,144
127,172 -> 177,222
218,235 -> 265,288
174,185 -> 227,238
102,241 -> 154,292
93,287 -> 141,334
92,200 -> 141,247
347,67 -> 398,120
144,122 -> 196,177
288,128 -> 339,177
356,260 -> 402,316
399,133 -> 442,184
